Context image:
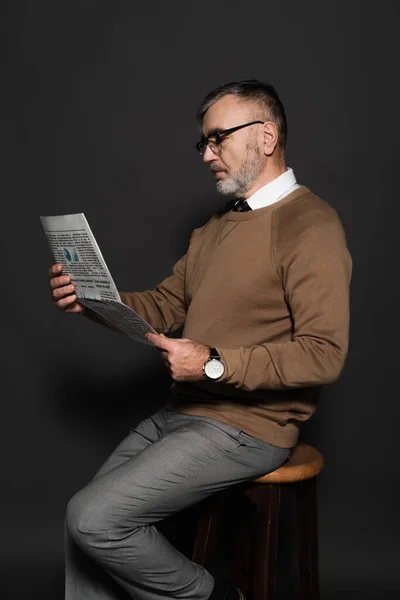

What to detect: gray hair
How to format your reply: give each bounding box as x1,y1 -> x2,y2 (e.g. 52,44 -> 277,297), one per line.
196,79 -> 287,149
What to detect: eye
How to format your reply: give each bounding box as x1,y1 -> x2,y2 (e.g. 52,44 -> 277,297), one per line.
210,132 -> 224,144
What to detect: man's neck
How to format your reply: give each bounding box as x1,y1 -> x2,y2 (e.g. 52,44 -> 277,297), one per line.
242,161 -> 287,200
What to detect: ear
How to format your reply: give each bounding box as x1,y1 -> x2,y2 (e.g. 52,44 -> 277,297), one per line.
262,121 -> 279,156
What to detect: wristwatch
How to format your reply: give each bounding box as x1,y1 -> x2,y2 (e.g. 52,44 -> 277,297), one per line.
203,348 -> 225,380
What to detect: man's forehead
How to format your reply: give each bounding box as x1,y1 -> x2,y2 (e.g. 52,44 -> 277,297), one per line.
202,95 -> 250,135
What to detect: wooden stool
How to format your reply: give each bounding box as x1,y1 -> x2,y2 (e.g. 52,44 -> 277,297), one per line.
191,443 -> 324,600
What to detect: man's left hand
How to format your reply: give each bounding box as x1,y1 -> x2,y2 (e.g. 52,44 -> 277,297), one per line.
145,333 -> 210,382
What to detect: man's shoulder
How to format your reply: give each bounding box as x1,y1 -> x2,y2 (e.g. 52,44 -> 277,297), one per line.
277,185 -> 338,218
274,185 -> 343,235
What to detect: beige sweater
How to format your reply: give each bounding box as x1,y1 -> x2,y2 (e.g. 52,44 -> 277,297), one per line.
120,186 -> 352,448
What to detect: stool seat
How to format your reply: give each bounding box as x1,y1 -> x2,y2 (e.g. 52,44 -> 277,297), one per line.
253,442 -> 324,484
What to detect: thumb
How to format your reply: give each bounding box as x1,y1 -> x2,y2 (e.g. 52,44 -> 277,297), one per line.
146,332 -> 174,351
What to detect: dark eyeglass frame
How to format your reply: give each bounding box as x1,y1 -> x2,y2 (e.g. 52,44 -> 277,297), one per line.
196,120 -> 265,156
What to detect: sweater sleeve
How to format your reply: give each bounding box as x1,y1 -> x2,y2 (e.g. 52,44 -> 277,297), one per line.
119,252 -> 187,334
217,204 -> 352,391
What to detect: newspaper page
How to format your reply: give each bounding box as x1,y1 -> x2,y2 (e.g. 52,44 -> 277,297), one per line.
40,213 -> 156,344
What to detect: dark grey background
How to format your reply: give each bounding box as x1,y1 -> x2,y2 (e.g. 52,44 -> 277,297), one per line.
2,1 -> 399,599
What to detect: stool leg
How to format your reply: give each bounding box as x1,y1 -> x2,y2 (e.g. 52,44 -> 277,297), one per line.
233,493 -> 253,598
191,495 -> 222,572
247,484 -> 281,600
296,477 -> 320,600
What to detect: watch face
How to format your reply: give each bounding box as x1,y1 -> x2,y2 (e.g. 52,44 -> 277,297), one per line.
204,358 -> 224,380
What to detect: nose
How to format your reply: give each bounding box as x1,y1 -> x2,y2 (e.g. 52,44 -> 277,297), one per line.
202,144 -> 218,163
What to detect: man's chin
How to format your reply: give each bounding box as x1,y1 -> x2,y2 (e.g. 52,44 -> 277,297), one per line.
216,178 -> 239,196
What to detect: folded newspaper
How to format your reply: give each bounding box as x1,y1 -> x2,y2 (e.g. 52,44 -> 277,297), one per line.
41,213 -> 156,345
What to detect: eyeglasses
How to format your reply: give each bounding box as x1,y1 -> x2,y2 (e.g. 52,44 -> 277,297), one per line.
196,120 -> 265,156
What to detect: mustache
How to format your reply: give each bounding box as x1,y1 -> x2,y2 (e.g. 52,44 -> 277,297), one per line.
210,165 -> 229,174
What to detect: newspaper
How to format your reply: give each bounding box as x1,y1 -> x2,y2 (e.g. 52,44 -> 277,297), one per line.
40,213 -> 156,345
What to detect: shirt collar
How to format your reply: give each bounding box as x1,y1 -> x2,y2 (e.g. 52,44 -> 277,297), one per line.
246,167 -> 298,210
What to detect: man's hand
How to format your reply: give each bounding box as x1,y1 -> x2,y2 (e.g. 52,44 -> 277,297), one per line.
49,264 -> 84,314
145,333 -> 210,382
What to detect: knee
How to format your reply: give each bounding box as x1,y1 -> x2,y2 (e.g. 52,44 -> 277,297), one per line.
65,488 -> 108,552
65,485 -> 146,553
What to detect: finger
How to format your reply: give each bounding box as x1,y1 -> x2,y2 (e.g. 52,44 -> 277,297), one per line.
146,333 -> 174,351
50,275 -> 71,290
161,357 -> 172,372
49,264 -> 63,277
51,284 -> 76,300
63,299 -> 85,314
55,294 -> 79,310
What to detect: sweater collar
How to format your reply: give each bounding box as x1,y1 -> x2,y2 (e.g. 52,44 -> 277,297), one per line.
226,185 -> 310,221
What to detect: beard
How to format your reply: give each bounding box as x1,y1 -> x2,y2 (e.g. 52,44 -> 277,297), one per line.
215,140 -> 264,198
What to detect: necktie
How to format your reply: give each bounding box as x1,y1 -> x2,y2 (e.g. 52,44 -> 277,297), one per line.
233,198 -> 251,212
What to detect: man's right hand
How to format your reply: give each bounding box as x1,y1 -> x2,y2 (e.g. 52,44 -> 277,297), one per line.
49,264 -> 84,314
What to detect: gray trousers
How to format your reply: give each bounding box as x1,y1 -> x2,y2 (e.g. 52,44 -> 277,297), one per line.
65,407 -> 290,600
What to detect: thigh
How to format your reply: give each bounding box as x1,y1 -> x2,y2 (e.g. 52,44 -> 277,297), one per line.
72,414 -> 289,534
93,407 -> 167,480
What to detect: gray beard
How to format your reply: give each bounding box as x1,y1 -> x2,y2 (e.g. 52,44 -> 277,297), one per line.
216,143 -> 264,198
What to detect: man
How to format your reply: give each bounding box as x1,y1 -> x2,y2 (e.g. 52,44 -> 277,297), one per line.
49,79 -> 352,600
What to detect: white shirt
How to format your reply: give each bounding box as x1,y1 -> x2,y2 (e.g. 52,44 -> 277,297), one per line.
244,167 -> 299,210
